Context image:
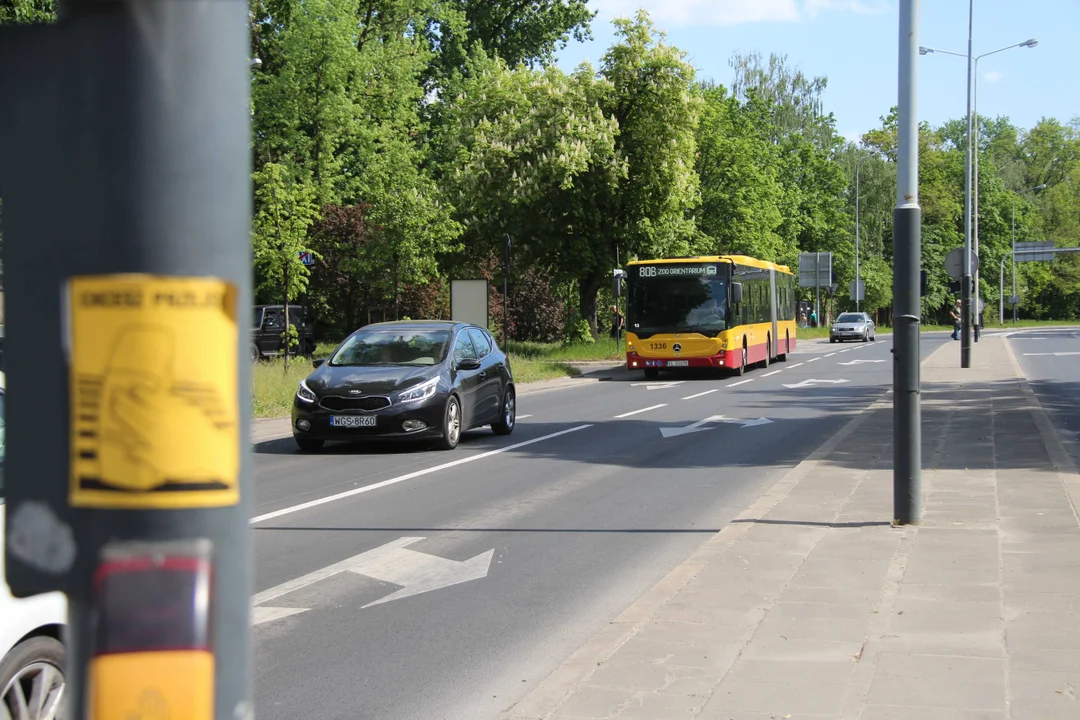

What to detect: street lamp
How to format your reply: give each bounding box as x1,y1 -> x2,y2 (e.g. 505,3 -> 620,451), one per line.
919,28 -> 1038,363
1009,183 -> 1047,322
250,57 -> 263,69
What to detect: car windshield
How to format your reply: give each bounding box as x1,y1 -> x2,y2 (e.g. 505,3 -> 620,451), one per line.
836,314 -> 865,323
330,328 -> 451,367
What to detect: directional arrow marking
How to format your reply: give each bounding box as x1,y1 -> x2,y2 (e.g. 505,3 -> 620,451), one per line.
660,415 -> 773,438
838,359 -> 886,366
251,536 -> 495,624
783,378 -> 851,389
1023,352 -> 1080,357
347,537 -> 495,608
630,381 -> 685,390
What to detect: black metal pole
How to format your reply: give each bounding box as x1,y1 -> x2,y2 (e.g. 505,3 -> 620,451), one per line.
893,0 -> 923,525
1,1 -> 253,716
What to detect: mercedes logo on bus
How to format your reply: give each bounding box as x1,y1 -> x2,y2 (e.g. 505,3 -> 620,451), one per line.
673,343 -> 682,353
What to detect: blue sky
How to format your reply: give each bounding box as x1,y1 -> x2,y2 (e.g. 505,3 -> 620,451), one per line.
556,0 -> 1079,143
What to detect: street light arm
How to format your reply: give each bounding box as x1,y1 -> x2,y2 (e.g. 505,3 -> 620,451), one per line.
975,41 -> 1029,62
921,46 -> 967,58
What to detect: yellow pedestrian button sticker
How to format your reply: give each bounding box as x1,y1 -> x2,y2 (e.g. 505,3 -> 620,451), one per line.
68,275 -> 239,509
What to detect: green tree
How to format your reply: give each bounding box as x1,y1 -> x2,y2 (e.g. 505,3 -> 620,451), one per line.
694,84 -> 784,260
252,161 -> 320,369
0,0 -> 54,24
443,11 -> 701,334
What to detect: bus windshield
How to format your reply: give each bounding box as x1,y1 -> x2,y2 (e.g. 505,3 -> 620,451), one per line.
628,266 -> 729,337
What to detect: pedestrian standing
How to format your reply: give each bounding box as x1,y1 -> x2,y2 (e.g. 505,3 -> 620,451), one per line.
949,299 -> 961,341
610,304 -> 624,339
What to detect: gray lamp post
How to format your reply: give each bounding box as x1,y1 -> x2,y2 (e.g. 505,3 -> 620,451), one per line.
919,37 -> 1037,348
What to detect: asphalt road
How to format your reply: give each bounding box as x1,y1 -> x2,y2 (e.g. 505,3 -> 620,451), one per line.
250,333 -> 949,720
1007,326 -> 1080,468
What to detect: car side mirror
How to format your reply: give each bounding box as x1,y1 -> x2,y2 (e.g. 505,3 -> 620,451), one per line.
312,358 -> 326,369
731,283 -> 743,304
457,357 -> 482,371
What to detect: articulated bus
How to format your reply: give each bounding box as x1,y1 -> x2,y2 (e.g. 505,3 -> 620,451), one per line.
624,255 -> 797,379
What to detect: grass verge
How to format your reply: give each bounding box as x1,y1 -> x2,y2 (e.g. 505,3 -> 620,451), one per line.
252,359 -> 310,419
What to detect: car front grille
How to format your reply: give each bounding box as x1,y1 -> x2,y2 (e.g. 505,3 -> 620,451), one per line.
319,395 -> 392,412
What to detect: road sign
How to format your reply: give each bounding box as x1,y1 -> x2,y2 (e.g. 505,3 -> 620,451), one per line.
850,280 -> 865,302
298,251 -> 315,266
1010,295 -> 1020,306
1015,241 -> 1055,262
798,252 -> 833,288
945,247 -> 979,281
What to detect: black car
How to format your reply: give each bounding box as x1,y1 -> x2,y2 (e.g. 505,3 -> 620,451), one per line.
291,321 -> 516,451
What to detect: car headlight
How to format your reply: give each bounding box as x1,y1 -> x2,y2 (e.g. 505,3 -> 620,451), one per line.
397,377 -> 439,404
296,379 -> 316,404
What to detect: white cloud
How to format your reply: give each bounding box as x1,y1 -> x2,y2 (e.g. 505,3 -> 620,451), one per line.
591,0 -> 889,27
983,70 -> 1003,84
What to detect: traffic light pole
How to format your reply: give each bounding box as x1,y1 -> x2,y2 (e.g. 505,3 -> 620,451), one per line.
1,2 -> 253,718
893,0 -> 923,525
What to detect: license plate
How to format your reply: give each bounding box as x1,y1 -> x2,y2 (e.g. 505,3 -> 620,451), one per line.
330,415 -> 377,428
665,360 -> 689,367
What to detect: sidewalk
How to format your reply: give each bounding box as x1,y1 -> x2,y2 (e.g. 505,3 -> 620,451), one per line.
505,336 -> 1080,720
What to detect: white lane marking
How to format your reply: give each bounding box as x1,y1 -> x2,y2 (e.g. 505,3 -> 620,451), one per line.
787,363 -> 805,369
727,379 -> 755,388
839,359 -> 886,366
682,388 -> 720,400
807,357 -> 821,362
630,381 -> 685,390
783,378 -> 851,389
517,415 -> 533,420
839,349 -> 852,353
250,425 -> 593,525
614,404 -> 667,418
1023,352 -> 1080,356
762,370 -> 782,377
660,415 -> 774,438
251,537 -> 495,623
825,353 -> 837,357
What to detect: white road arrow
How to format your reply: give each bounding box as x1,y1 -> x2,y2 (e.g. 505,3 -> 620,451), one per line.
783,378 -> 851,389
347,537 -> 495,608
630,381 -> 685,390
660,415 -> 773,438
251,537 -> 495,624
1023,352 -> 1080,357
838,359 -> 886,366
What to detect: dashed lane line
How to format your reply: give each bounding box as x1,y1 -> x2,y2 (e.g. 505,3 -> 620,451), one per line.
763,370 -> 783,377
682,389 -> 719,400
727,379 -> 755,388
249,424 -> 594,525
614,404 -> 667,419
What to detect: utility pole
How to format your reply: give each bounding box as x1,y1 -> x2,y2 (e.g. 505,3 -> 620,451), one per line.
893,0 -> 923,525
960,0 -> 975,367
502,234 -> 512,347
0,2 -> 253,718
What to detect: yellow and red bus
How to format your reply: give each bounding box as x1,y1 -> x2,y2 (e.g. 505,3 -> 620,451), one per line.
624,255 -> 797,378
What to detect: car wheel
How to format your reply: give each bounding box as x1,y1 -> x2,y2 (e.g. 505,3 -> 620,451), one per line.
250,344 -> 260,362
492,386 -> 516,436
863,330 -> 870,343
777,332 -> 789,362
829,337 -> 836,344
294,436 -> 324,452
0,636 -> 66,720
761,337 -> 770,369
736,345 -> 747,376
643,367 -> 660,380
435,395 -> 462,450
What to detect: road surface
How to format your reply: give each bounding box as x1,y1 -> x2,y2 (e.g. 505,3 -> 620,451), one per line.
250,334 -> 950,720
1007,326 -> 1080,468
